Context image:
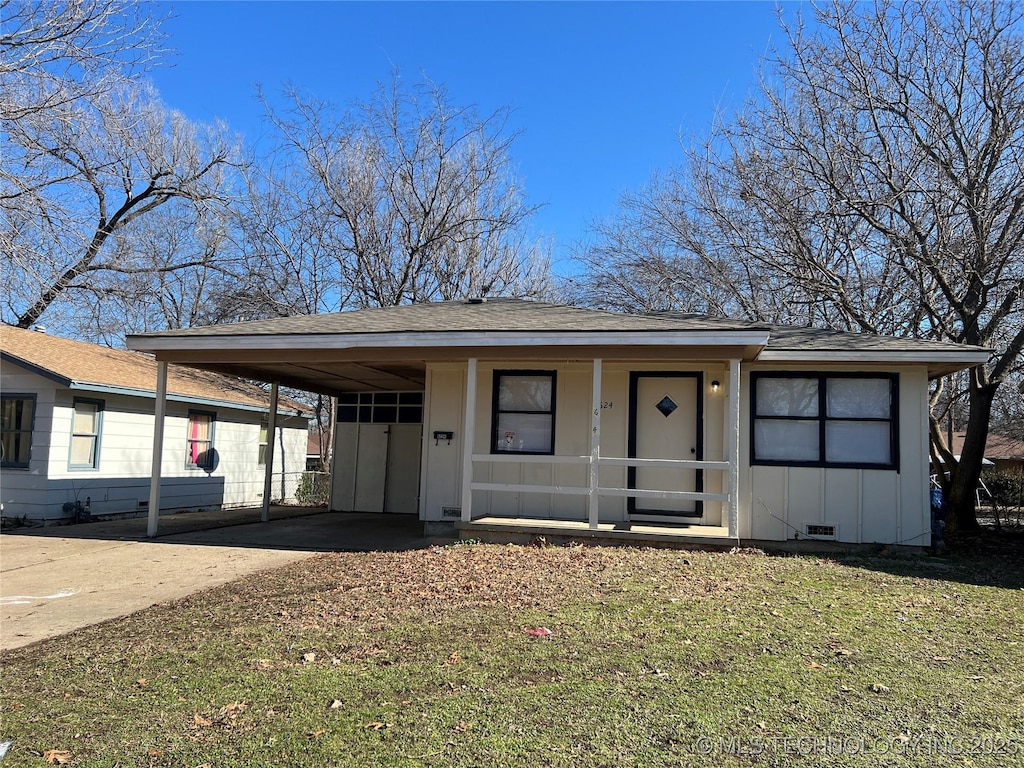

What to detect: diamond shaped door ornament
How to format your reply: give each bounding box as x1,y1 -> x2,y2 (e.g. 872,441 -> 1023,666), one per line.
655,395 -> 678,417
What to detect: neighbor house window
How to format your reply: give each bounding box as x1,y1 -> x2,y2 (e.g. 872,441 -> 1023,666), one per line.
751,374 -> 897,469
1,394 -> 35,469
491,370 -> 556,454
186,411 -> 215,470
70,398 -> 103,469
258,421 -> 269,466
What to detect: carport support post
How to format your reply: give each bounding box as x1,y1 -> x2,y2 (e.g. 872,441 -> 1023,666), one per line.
727,358 -> 740,538
261,382 -> 279,523
461,358 -> 477,523
588,358 -> 602,529
147,361 -> 168,538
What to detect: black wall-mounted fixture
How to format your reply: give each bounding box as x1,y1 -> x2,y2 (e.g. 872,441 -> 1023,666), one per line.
433,430 -> 454,445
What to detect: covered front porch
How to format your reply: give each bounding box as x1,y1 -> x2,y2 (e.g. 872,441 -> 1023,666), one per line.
455,357 -> 744,539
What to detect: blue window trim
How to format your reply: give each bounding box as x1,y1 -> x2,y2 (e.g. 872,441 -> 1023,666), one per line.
69,397 -> 104,471
1,393 -> 36,469
185,409 -> 217,471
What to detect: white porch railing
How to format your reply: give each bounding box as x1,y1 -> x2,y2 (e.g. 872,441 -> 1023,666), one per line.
468,452 -> 731,519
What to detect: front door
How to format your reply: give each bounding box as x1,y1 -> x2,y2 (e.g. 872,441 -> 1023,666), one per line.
628,373 -> 703,519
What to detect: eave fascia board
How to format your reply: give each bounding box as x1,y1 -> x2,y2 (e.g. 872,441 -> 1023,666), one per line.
127,329 -> 773,353
756,350 -> 992,366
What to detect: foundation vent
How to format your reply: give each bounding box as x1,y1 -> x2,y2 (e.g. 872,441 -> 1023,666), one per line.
441,506 -> 462,519
805,524 -> 838,540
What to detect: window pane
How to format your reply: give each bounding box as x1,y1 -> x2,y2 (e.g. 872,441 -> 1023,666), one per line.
71,435 -> 95,465
754,419 -> 819,461
189,415 -> 211,441
259,423 -> 269,443
73,403 -> 97,434
373,405 -> 397,423
826,421 -> 891,464
495,413 -> 553,453
2,432 -> 29,464
398,406 -> 422,424
2,397 -> 33,431
827,378 -> 891,418
498,375 -> 552,412
755,378 -> 818,417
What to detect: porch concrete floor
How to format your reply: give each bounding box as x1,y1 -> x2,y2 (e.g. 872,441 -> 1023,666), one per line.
458,516 -> 738,548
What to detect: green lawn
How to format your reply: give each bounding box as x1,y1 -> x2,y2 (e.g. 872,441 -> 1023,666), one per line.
2,543 -> 1022,767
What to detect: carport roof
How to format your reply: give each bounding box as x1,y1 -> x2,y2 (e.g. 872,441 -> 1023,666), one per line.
126,298 -> 990,395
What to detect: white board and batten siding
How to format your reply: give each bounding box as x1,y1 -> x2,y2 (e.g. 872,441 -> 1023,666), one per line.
0,368 -> 308,523
740,364 -> 932,546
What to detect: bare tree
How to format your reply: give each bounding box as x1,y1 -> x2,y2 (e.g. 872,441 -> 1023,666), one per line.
1,80 -> 239,332
0,0 -> 163,121
576,0 -> 1024,533
258,74 -> 550,311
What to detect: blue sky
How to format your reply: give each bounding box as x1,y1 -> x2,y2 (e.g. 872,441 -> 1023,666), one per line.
151,1 -> 791,268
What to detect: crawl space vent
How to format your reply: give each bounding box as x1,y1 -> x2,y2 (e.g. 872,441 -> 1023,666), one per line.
441,506 -> 462,519
805,524 -> 838,540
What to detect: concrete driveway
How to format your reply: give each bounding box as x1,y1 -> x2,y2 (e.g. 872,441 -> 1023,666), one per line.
0,509 -> 447,651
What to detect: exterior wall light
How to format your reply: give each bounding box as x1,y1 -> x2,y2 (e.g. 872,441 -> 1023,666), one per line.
711,380 -> 721,393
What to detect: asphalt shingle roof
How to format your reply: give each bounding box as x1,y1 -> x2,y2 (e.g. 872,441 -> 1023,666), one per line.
1,325 -> 303,412
131,298 -> 988,356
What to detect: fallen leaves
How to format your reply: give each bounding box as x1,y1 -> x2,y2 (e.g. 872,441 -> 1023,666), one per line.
43,750 -> 72,765
525,627 -> 552,638
193,701 -> 249,729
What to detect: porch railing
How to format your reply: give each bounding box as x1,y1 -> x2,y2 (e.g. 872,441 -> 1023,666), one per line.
468,453 -> 731,515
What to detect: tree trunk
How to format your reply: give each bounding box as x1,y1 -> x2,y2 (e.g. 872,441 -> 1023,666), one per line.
943,367 -> 995,535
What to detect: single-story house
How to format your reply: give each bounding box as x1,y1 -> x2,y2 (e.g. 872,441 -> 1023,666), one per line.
126,298 -> 989,547
1,325 -> 309,524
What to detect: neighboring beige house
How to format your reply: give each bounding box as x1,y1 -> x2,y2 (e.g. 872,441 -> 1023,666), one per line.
127,298 -> 989,547
1,326 -> 309,524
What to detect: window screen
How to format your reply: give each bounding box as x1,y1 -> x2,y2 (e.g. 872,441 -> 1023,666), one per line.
70,399 -> 102,468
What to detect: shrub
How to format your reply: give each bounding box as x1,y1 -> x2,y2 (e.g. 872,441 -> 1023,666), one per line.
295,471 -> 331,506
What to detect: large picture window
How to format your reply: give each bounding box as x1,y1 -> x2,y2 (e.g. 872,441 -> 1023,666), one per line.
1,394 -> 35,469
752,374 -> 897,469
70,398 -> 103,469
186,411 -> 215,470
491,370 -> 556,454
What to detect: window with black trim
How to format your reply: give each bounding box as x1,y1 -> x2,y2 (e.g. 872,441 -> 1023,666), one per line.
491,370 -> 556,454
186,411 -> 216,470
70,398 -> 103,469
1,394 -> 35,469
751,373 -> 897,469
336,392 -> 423,424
